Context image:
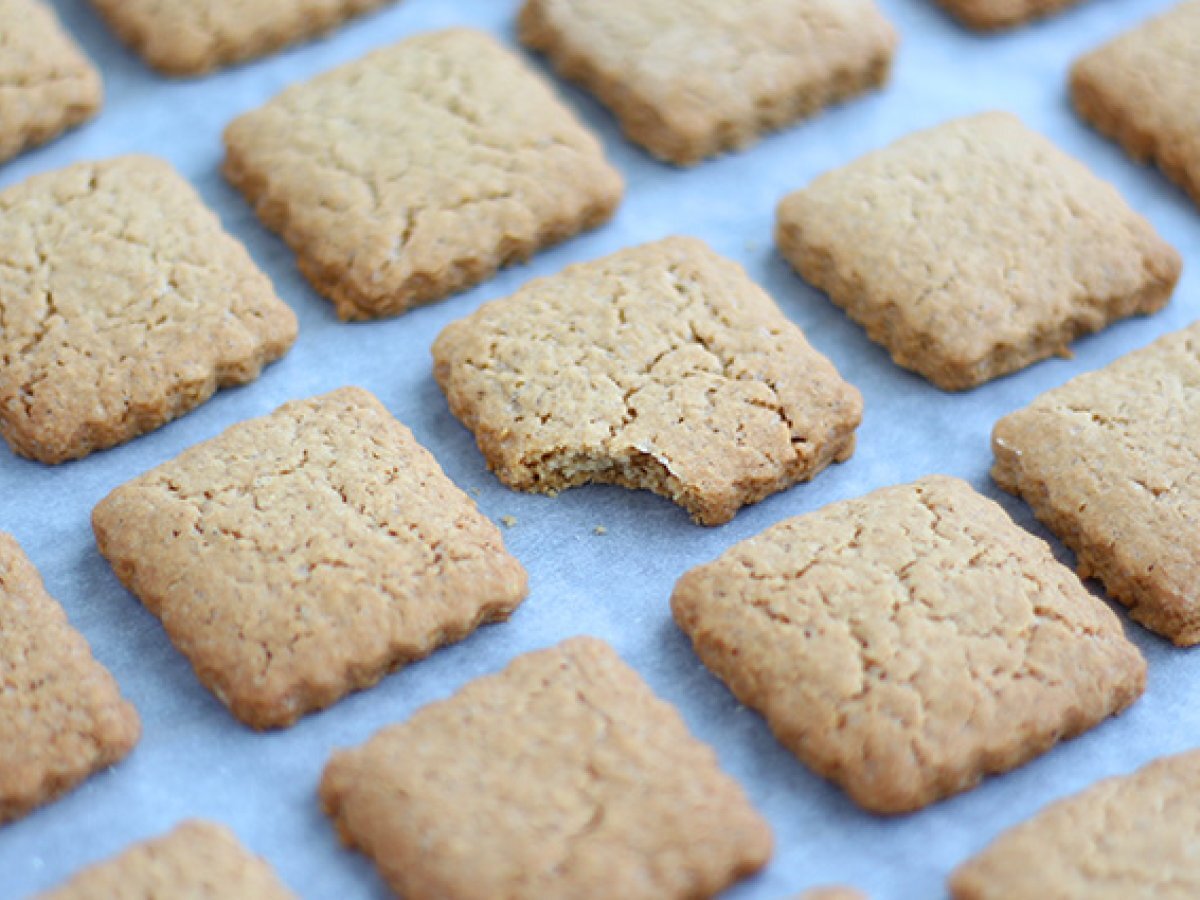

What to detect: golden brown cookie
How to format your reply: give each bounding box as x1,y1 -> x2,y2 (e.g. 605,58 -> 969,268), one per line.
88,0 -> 397,76
0,0 -> 101,163
320,637 -> 772,899
39,820 -> 295,898
519,0 -> 897,166
224,28 -> 623,320
935,0 -> 1086,29
0,155 -> 297,464
433,237 -> 862,525
776,112 -> 1180,391
671,475 -> 1146,814
950,750 -> 1200,899
0,533 -> 139,825
92,387 -> 528,729
1071,1 -> 1200,209
993,321 -> 1200,645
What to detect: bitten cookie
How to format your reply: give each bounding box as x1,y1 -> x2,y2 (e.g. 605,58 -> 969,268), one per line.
0,0 -> 101,164
433,237 -> 862,525
320,637 -> 772,899
671,476 -> 1146,814
1071,1 -> 1200,209
0,156 -> 297,464
950,750 -> 1200,898
518,0 -> 896,166
993,321 -> 1200,645
776,112 -> 1180,391
92,387 -> 528,729
89,0 -> 396,76
224,28 -> 623,320
39,821 -> 295,898
934,0 -> 1086,30
0,533 -> 139,825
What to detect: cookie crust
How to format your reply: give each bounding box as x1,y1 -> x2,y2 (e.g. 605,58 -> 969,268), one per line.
0,156 -> 297,464
935,0 -> 1087,30
433,237 -> 862,525
950,750 -> 1200,899
92,387 -> 528,729
993,321 -> 1200,645
671,476 -> 1146,814
1071,1 -> 1200,210
0,533 -> 140,825
0,0 -> 101,163
39,821 -> 295,898
320,637 -> 772,899
88,0 -> 396,76
223,28 -> 623,320
776,113 -> 1180,390
519,0 -> 896,166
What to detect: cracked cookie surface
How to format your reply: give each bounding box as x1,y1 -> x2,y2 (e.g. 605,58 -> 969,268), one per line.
671,475 -> 1146,814
950,749 -> 1200,899
89,0 -> 396,76
91,387 -> 528,729
0,533 -> 139,825
432,237 -> 862,525
993,321 -> 1200,645
518,0 -> 896,166
319,637 -> 772,900
776,112 -> 1180,391
1071,1 -> 1200,210
0,155 -> 298,464
41,821 -> 295,898
223,28 -> 623,320
0,0 -> 101,163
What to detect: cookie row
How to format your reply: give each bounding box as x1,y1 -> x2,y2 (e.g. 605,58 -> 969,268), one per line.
8,465 -> 1194,897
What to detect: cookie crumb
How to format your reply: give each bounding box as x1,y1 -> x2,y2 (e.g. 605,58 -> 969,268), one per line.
594,525 -> 607,535
501,515 -> 518,528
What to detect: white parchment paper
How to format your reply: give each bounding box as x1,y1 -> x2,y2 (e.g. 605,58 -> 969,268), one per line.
2,0 -> 1196,896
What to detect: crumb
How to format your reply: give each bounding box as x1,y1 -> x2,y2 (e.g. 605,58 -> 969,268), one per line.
501,515 -> 518,528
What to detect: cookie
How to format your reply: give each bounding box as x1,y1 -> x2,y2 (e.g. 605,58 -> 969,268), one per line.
950,750 -> 1200,898
223,28 -> 623,320
39,820 -> 295,898
433,237 -> 862,525
993,321 -> 1200,645
88,0 -> 396,76
320,637 -> 772,899
0,0 -> 101,163
91,387 -> 528,729
0,156 -> 298,464
776,112 -> 1181,391
671,475 -> 1146,814
518,0 -> 896,166
0,533 -> 139,825
1071,1 -> 1200,209
934,0 -> 1086,29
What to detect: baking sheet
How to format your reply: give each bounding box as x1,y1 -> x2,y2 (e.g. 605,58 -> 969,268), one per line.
2,0 -> 1197,896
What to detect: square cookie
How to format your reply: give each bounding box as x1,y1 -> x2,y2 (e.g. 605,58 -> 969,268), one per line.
0,0 -> 101,163
432,237 -> 862,526
0,533 -> 139,825
934,0 -> 1086,30
92,387 -> 528,729
0,156 -> 297,464
993,321 -> 1200,645
223,28 -> 623,320
518,0 -> 897,166
320,637 -> 772,899
776,112 -> 1181,391
89,0 -> 396,76
950,750 -> 1200,898
40,821 -> 295,898
1071,1 -> 1200,209
671,475 -> 1146,814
